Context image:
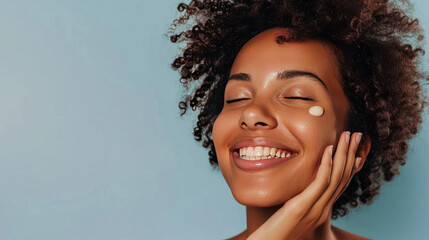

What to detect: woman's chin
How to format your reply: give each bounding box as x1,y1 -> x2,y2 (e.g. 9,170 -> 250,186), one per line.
231,190 -> 287,207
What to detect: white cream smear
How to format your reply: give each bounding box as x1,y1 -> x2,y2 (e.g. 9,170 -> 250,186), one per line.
309,106 -> 324,117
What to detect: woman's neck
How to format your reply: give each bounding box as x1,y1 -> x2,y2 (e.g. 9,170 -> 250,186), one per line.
243,205 -> 335,240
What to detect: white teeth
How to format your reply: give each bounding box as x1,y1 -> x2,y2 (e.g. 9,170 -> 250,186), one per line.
270,148 -> 276,157
247,147 -> 253,157
263,147 -> 270,156
254,146 -> 263,156
238,146 -> 295,160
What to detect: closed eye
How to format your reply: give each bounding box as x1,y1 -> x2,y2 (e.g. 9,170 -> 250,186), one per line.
226,98 -> 251,104
227,97 -> 312,103
284,97 -> 313,101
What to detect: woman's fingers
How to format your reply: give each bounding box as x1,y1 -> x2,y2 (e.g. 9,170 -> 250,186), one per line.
311,131 -> 350,209
315,132 -> 362,223
283,131 -> 350,220
333,132 -> 362,201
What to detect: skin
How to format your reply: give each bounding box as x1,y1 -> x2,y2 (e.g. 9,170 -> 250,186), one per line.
212,28 -> 372,240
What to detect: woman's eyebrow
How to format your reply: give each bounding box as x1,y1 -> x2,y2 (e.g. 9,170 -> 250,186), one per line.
228,70 -> 328,90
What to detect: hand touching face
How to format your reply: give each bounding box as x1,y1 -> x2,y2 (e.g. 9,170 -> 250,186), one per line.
212,28 -> 351,207
247,131 -> 365,240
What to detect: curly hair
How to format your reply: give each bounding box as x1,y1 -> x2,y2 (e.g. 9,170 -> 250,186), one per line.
168,0 -> 428,219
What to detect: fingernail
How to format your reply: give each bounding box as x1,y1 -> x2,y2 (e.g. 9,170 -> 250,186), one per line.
344,131 -> 350,144
328,145 -> 333,155
356,132 -> 362,144
355,157 -> 362,170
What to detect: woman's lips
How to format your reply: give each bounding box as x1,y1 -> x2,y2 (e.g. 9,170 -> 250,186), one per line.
232,150 -> 297,171
230,137 -> 299,153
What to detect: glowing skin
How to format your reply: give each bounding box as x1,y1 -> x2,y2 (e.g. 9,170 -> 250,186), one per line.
213,28 -> 349,207
309,106 -> 324,116
212,28 -> 371,240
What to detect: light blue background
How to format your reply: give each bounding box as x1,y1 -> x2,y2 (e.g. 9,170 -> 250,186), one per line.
0,0 -> 427,239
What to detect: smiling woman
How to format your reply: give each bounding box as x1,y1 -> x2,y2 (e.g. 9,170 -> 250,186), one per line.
213,28 -> 353,203
212,29 -> 369,239
169,0 -> 428,239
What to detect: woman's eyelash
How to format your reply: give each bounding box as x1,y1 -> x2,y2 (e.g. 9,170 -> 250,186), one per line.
284,97 -> 313,101
226,96 -> 313,104
226,98 -> 251,104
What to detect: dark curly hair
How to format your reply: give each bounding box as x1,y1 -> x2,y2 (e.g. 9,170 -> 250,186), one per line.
168,0 -> 428,219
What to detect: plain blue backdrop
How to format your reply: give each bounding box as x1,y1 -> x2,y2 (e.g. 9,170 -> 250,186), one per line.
0,0 -> 427,239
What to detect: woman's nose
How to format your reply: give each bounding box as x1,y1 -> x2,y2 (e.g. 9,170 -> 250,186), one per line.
239,101 -> 278,130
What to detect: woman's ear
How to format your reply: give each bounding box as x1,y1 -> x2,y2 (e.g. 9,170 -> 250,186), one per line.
356,134 -> 371,172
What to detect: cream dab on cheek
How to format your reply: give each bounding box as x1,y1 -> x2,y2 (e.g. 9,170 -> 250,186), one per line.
308,106 -> 324,117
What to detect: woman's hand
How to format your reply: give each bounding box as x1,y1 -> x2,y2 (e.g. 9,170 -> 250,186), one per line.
247,131 -> 363,240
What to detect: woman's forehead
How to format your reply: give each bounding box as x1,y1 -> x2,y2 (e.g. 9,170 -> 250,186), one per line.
229,28 -> 342,89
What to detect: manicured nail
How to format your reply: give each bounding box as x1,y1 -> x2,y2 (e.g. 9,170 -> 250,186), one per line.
356,132 -> 362,144
355,157 -> 362,171
345,131 -> 350,144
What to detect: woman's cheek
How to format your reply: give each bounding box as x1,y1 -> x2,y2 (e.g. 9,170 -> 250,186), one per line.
212,112 -> 227,160
283,106 -> 336,153
304,106 -> 338,153
212,110 -> 236,179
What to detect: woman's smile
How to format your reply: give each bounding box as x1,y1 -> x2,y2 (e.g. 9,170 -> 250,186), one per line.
212,28 -> 350,207
230,136 -> 300,171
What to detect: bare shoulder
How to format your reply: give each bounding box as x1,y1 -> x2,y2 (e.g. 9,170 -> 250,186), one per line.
332,225 -> 373,240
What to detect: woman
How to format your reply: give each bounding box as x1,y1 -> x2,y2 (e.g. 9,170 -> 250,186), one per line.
169,0 -> 428,239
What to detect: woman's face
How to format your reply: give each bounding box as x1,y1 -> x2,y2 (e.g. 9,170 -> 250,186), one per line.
212,28 -> 350,207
